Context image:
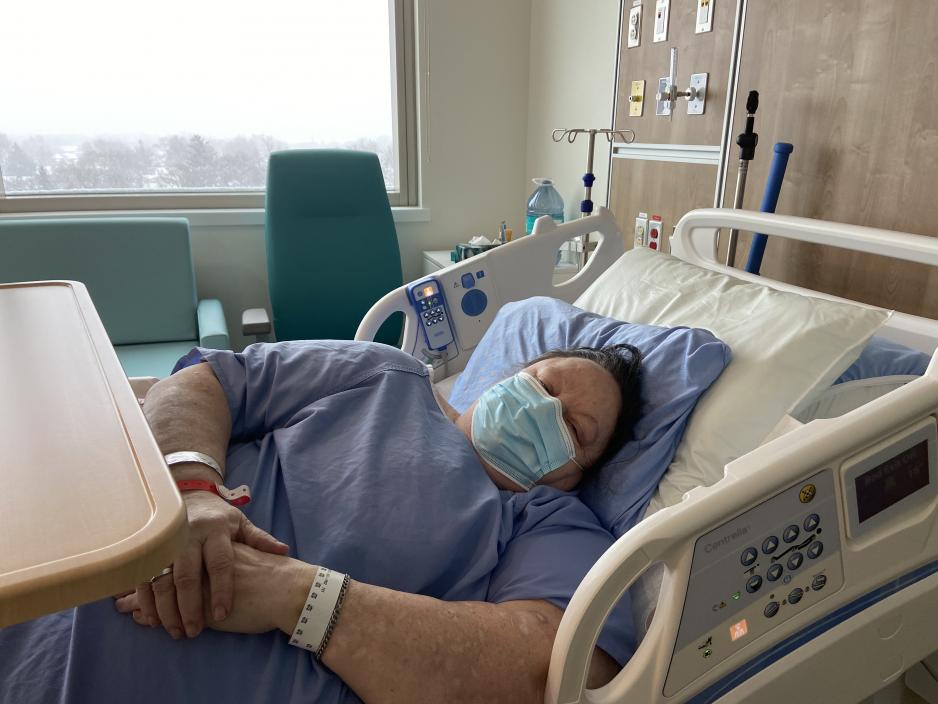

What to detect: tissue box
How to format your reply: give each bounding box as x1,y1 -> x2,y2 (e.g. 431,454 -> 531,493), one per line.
454,242 -> 501,261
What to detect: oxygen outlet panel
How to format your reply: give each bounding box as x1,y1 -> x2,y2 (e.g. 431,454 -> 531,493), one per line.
629,80 -> 645,117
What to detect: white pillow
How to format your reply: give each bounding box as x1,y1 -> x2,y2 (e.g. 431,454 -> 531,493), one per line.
575,248 -> 891,515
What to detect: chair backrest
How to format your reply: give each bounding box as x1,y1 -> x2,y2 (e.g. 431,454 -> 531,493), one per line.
0,218 -> 198,345
265,149 -> 403,343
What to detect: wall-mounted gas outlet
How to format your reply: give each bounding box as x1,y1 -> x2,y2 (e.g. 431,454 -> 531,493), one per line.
687,73 -> 708,115
627,2 -> 642,48
655,77 -> 671,116
648,215 -> 663,251
653,0 -> 670,43
629,80 -> 645,117
696,0 -> 714,33
634,212 -> 649,248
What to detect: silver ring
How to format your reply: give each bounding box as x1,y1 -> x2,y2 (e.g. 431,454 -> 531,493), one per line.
149,566 -> 173,584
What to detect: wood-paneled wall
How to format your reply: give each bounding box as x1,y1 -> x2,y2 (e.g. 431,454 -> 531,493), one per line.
610,160 -> 716,250
610,0 -> 938,316
724,0 -> 938,316
610,0 -> 735,248
613,0 -> 734,145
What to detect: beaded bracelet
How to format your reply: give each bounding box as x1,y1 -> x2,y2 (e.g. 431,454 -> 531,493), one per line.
316,573 -> 351,660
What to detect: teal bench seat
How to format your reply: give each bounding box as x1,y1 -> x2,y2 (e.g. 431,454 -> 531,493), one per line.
0,217 -> 230,378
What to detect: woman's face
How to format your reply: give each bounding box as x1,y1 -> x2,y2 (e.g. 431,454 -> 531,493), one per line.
459,356 -> 622,492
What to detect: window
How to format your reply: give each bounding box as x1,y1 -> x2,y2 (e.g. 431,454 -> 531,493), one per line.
0,0 -> 416,211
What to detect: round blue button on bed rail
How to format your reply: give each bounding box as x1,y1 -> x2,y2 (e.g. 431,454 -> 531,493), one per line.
461,289 -> 488,317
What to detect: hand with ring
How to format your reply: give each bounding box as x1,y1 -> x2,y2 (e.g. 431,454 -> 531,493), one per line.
150,567 -> 174,583
115,490 -> 289,640
118,544 -> 314,638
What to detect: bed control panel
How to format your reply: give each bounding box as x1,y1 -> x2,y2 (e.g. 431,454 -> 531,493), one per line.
417,262 -> 500,355
407,278 -> 455,351
664,469 -> 844,696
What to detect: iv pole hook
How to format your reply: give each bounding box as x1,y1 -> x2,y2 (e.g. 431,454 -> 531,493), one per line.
550,128 -> 636,266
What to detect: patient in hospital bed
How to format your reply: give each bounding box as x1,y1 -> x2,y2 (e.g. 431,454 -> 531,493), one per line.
0,338 -> 644,704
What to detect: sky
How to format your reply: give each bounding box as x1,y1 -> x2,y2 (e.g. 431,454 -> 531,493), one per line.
1,0 -> 395,143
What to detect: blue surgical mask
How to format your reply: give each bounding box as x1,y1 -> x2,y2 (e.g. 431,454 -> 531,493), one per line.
471,371 -> 582,489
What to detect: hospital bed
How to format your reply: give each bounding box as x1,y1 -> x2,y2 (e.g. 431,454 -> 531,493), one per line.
357,208 -> 938,704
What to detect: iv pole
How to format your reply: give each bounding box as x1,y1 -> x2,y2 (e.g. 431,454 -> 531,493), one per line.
725,90 -> 759,267
552,127 -> 635,266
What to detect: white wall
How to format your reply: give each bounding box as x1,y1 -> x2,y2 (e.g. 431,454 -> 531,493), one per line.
187,218 -> 268,351
525,0 -> 622,223
16,1 -> 618,351
4,2 -> 624,354
191,0 -> 534,349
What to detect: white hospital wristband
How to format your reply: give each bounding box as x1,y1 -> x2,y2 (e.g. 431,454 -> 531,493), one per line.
289,567 -> 348,659
163,451 -> 224,481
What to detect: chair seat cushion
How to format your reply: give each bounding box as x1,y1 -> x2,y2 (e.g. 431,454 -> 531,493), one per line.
115,341 -> 199,378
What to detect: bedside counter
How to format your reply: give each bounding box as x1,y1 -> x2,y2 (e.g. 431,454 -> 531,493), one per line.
423,249 -> 579,286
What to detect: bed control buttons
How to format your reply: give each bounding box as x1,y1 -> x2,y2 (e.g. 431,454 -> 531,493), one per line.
670,470 -> 844,697
766,563 -> 784,582
741,547 -> 758,566
460,289 -> 488,317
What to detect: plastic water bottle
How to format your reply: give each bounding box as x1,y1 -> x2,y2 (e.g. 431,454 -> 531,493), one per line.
525,178 -> 564,235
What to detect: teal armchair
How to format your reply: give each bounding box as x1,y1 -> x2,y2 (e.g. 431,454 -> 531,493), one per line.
263,149 -> 403,344
0,217 -> 230,377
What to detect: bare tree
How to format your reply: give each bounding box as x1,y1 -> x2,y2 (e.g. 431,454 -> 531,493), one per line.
0,132 -> 392,193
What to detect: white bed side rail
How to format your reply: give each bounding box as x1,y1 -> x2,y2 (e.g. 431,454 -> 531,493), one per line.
547,363 -> 938,704
671,208 -> 938,353
355,208 -> 626,370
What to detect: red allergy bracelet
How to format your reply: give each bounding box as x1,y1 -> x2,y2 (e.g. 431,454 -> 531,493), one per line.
175,479 -> 252,506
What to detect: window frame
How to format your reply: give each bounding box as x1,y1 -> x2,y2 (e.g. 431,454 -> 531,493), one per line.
0,0 -> 418,213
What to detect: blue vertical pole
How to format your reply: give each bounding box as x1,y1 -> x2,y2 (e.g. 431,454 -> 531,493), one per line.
745,142 -> 794,275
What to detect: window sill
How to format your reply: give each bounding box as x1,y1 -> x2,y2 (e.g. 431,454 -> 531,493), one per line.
0,206 -> 431,228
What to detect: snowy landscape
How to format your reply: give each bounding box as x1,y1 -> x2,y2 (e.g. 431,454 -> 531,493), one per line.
0,132 -> 396,194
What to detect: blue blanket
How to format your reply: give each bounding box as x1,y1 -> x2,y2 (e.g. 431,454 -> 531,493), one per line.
0,341 -> 634,703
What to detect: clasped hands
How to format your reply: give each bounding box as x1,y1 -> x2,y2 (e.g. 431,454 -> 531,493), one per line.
115,491 -> 313,639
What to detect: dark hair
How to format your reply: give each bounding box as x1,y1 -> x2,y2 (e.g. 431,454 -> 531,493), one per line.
528,344 -> 642,467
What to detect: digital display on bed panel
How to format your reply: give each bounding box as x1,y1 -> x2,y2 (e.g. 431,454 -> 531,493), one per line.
855,440 -> 929,523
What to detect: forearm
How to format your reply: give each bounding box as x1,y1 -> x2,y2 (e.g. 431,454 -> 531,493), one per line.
276,568 -> 618,704
143,363 -> 233,481
328,584 -> 551,704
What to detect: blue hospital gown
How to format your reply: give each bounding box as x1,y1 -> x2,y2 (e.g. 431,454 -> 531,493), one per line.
0,341 -> 634,703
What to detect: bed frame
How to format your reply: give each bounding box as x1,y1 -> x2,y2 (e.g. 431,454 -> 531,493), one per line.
357,209 -> 938,704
